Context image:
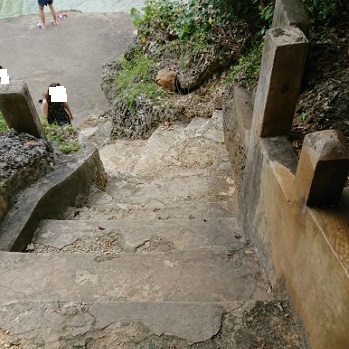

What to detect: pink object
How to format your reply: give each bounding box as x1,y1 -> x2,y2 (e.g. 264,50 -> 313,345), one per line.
57,13 -> 68,20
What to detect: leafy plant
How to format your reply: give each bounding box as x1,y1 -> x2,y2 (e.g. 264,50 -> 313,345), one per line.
299,112 -> 307,122
132,0 -> 242,42
304,0 -> 347,26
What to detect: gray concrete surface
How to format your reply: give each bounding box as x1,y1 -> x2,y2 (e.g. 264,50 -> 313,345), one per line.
0,248 -> 271,303
0,106 -> 309,347
0,11 -> 135,127
32,217 -> 241,252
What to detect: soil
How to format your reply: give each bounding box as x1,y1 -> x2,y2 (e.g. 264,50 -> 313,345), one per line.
289,14 -> 349,157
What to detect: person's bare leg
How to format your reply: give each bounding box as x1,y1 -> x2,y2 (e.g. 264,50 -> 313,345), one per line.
38,6 -> 47,29
48,4 -> 58,25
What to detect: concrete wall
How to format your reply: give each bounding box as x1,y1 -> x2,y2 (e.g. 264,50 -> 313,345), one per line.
223,1 -> 349,348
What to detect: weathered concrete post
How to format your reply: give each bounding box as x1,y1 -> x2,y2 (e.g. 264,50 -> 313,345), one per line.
293,130 -> 349,207
251,26 -> 308,139
0,80 -> 46,140
272,0 -> 310,35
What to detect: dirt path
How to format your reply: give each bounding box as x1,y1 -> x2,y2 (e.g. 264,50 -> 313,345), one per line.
0,11 -> 135,127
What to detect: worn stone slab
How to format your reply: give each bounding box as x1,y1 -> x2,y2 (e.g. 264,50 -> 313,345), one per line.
223,85 -> 253,188
100,112 -> 231,178
104,173 -> 237,207
0,300 -> 229,346
98,139 -> 147,175
66,173 -> 237,221
0,249 -> 271,303
65,200 -> 238,221
32,217 -> 242,252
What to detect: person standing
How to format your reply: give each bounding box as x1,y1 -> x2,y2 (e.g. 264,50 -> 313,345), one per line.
38,0 -> 58,29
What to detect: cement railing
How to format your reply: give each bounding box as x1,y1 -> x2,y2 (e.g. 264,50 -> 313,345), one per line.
223,0 -> 349,348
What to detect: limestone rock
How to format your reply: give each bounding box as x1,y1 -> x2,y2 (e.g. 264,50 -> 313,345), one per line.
155,69 -> 177,91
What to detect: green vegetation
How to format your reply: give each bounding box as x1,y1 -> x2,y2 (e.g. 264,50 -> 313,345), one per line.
225,42 -> 263,89
304,0 -> 348,26
126,0 -> 348,103
0,111 -> 9,132
132,0 -> 233,42
129,0 -> 276,92
225,0 -> 348,89
40,116 -> 80,154
0,112 -> 78,154
131,0 -> 274,42
115,51 -> 166,111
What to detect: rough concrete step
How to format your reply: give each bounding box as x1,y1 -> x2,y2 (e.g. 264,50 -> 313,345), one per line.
99,112 -> 230,179
64,172 -> 237,220
100,173 -> 235,208
0,299 -> 237,346
65,200 -> 238,221
132,113 -> 230,178
0,297 -> 307,349
0,249 -> 270,304
29,217 -> 243,253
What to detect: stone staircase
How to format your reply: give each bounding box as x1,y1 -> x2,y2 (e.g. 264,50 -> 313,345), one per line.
0,112 -> 308,348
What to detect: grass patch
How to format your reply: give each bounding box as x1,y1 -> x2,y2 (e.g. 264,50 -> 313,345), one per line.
0,111 -> 9,132
115,51 -> 166,111
40,116 -> 80,154
0,113 -> 79,154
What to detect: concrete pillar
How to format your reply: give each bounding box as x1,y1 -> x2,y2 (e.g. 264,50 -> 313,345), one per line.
272,0 -> 309,36
0,80 -> 46,140
293,130 -> 349,207
251,26 -> 308,140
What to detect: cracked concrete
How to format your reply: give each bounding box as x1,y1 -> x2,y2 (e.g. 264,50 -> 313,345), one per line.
0,110 -> 309,347
0,300 -> 307,349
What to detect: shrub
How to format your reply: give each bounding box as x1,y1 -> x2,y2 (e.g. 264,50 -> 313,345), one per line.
132,0 -> 275,42
304,0 -> 348,26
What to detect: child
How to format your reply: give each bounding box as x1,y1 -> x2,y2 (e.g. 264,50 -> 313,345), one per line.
41,83 -> 73,125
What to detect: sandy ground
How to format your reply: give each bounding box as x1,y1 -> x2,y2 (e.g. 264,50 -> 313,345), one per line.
0,10 -> 135,127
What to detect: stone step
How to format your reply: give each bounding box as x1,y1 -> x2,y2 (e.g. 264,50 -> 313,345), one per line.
65,200 -> 238,221
29,217 -> 243,253
64,172 -> 237,220
131,113 -> 230,178
103,173 -> 236,207
0,299 -> 235,346
98,113 -> 230,179
0,298 -> 306,348
0,249 -> 270,304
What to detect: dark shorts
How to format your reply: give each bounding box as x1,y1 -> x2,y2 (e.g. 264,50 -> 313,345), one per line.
38,0 -> 53,7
